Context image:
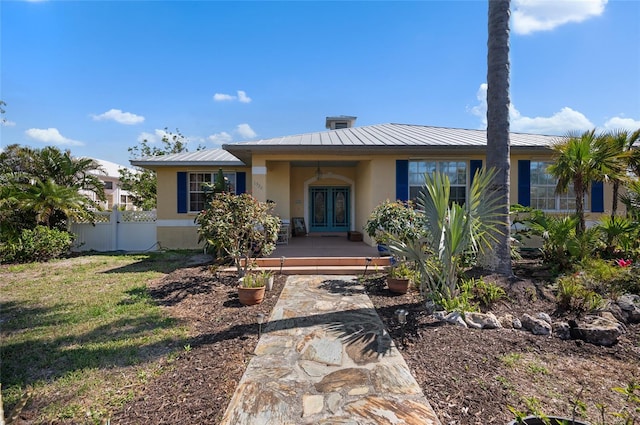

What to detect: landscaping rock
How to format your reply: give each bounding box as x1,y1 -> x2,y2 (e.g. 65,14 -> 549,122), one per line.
499,314 -> 514,329
512,317 -> 522,330
552,321 -> 571,340
521,313 -> 552,336
616,294 -> 640,324
464,312 -> 502,329
444,311 -> 468,328
536,312 -> 552,324
600,311 -> 626,331
569,315 -> 624,347
433,310 -> 447,321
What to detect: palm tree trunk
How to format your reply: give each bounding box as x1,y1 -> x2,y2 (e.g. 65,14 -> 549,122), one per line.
612,181 -> 619,219
485,0 -> 513,276
576,178 -> 586,235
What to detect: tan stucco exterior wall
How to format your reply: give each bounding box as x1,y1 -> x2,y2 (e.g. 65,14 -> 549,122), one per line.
266,161 -> 291,219
149,150 -> 619,249
509,153 -> 615,223
154,165 -> 251,249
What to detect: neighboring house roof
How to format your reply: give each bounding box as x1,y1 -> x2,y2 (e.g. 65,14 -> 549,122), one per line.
130,124 -> 559,168
130,149 -> 245,167
87,158 -> 137,177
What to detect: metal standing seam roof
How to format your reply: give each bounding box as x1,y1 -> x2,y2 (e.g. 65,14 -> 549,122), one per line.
224,123 -> 559,149
130,124 -> 560,168
130,148 -> 245,167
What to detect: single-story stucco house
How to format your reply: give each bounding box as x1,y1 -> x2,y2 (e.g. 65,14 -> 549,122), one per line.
131,117 -> 610,250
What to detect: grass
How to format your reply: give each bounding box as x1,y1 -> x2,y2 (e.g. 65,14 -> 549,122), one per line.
0,251 -> 193,424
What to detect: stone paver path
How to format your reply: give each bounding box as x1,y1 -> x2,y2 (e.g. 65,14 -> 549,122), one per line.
220,275 -> 441,425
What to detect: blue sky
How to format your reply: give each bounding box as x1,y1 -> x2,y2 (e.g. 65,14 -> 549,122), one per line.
1,0 -> 639,168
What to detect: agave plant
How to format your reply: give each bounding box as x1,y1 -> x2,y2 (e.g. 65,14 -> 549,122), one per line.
389,168 -> 504,301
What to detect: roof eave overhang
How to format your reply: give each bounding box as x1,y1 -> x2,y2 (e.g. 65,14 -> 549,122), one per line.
130,160 -> 246,169
222,144 -> 552,161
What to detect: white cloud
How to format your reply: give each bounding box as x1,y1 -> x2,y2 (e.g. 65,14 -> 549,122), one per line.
213,90 -> 252,103
603,117 -> 640,132
510,107 -> 594,134
512,0 -> 607,35
136,129 -> 170,144
235,123 -> 256,139
25,128 -> 84,146
213,93 -> 236,102
208,132 -> 233,144
92,108 -> 144,125
1,119 -> 16,127
470,83 -> 489,127
469,83 -> 594,135
237,90 -> 252,103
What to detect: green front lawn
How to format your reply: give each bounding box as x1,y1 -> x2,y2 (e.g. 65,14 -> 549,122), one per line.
0,251 -> 192,424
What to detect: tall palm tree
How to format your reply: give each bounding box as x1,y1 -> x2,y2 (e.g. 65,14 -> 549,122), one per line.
548,129 -> 621,234
485,0 -> 512,276
603,129 -> 639,218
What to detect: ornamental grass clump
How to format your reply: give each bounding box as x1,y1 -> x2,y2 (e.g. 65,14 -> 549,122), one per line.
195,192 -> 280,276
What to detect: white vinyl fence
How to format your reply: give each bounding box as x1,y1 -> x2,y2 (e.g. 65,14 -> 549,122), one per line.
70,207 -> 157,252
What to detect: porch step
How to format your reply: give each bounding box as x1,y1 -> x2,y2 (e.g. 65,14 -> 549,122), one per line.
220,256 -> 391,275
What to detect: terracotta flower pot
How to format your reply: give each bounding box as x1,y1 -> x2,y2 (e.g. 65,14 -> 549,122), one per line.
238,286 -> 266,306
507,416 -> 589,425
387,277 -> 410,294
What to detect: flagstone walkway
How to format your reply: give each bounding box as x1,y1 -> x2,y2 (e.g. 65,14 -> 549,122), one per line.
220,275 -> 441,425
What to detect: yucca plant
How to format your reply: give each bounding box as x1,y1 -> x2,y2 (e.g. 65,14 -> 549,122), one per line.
390,168 -> 504,301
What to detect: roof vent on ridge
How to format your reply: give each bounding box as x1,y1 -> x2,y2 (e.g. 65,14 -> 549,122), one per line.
325,115 -> 357,130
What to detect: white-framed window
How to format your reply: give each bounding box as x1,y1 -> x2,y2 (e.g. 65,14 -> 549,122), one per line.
409,160 -> 467,205
188,172 -> 236,212
530,161 -> 582,211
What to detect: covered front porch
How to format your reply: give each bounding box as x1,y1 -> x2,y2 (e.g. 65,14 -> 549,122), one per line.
244,233 -> 391,275
268,233 -> 379,258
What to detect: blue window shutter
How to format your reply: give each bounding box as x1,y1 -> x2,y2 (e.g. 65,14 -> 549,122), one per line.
236,172 -> 246,194
517,160 -> 531,207
469,160 -> 483,187
396,160 -> 409,202
177,172 -> 188,213
591,181 -> 604,212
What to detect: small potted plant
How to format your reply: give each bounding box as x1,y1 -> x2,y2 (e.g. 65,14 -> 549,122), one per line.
386,261 -> 415,294
238,270 -> 272,305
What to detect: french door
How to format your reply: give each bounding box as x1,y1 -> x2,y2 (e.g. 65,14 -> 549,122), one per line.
309,187 -> 350,232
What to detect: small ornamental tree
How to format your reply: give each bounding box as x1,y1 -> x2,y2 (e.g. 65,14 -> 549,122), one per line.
195,192 -> 280,276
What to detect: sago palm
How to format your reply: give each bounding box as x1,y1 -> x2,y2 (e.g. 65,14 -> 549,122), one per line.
17,178 -> 97,228
36,147 -> 106,202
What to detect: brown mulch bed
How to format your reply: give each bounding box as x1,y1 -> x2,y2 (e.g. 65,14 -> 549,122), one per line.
114,259 -> 640,424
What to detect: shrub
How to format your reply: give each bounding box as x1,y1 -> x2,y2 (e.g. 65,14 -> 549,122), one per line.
195,192 -> 280,276
0,225 -> 73,263
471,278 -> 507,308
555,273 -> 605,314
364,200 -> 424,245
